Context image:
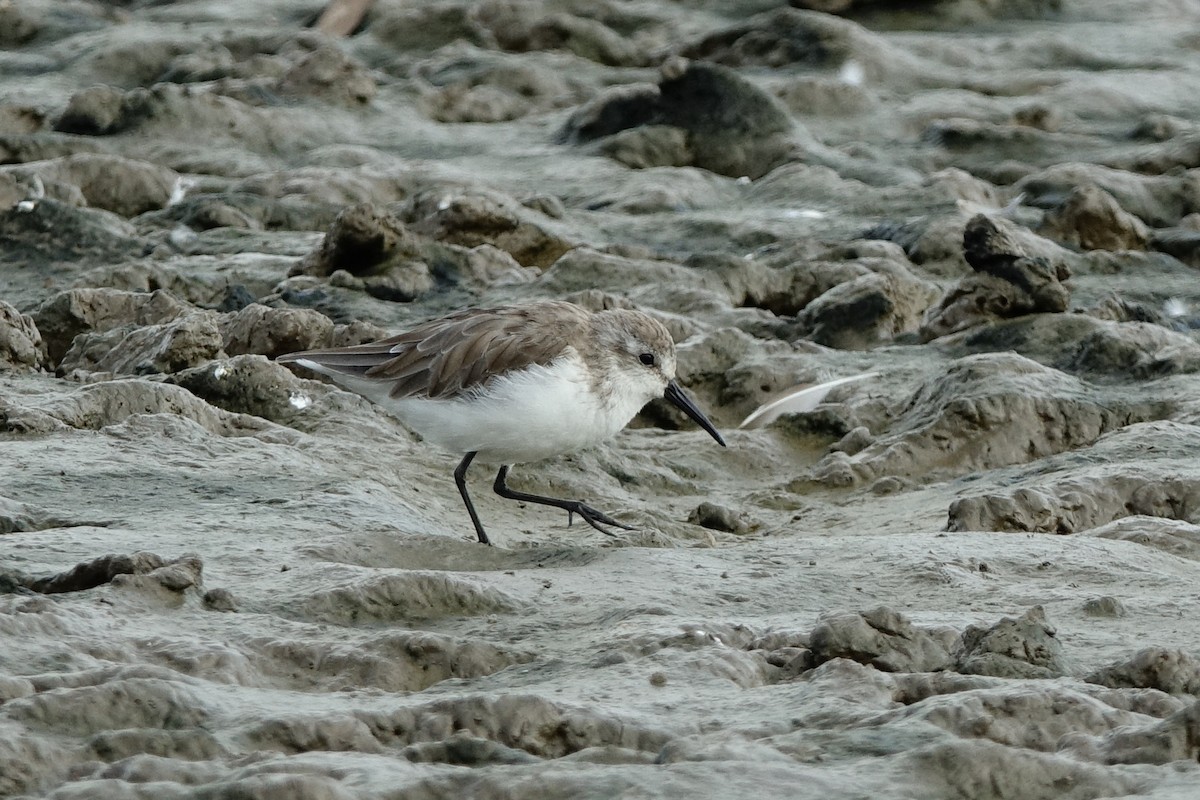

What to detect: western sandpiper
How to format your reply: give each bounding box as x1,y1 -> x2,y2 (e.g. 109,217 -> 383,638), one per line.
277,300 -> 725,544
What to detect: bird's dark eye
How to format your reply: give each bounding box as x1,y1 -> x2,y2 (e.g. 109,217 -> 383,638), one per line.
639,352 -> 656,367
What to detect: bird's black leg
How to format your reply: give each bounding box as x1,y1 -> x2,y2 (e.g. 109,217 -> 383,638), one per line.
454,452 -> 491,545
492,465 -> 634,535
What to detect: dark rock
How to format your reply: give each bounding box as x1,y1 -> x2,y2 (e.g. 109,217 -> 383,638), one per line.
560,59 -> 796,179
920,214 -> 1071,341
55,85 -> 136,135
688,502 -> 748,534
292,201 -> 422,278
215,284 -> 259,313
1149,228 -> 1200,267
795,258 -> 941,349
202,588 -> 239,612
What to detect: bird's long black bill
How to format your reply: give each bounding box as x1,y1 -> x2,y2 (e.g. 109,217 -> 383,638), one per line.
665,381 -> 726,447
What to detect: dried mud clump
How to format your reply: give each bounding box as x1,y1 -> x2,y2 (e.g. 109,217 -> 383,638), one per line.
947,422 -> 1195,534
33,288 -> 191,365
560,60 -> 796,179
954,606 -> 1068,679
58,311 -> 224,375
809,606 -> 955,672
1086,648 -> 1200,695
811,352 -> 1158,488
921,214 -> 1072,341
0,301 -> 45,371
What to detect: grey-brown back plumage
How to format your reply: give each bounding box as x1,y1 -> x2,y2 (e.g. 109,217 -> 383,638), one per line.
277,301 -> 592,399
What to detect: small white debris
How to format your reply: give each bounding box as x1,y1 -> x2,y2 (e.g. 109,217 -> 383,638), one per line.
437,196 -> 452,211
839,60 -> 865,86
735,175 -> 752,185
288,392 -> 313,410
211,364 -> 228,379
168,177 -> 197,206
782,208 -> 826,220
15,200 -> 36,213
1164,297 -> 1189,318
169,225 -> 198,249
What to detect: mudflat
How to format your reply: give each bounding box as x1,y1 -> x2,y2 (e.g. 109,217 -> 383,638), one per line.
3,1 -> 1200,797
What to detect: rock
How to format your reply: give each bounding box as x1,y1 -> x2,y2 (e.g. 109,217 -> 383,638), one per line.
940,313 -> 1200,380
290,202 -> 433,299
1076,702 -> 1200,765
480,7 -> 645,67
1088,515 -> 1200,561
1039,184 -> 1150,251
148,555 -> 203,592
1082,596 -> 1127,618
0,301 -> 45,371
277,45 -> 376,106
1,154 -> 179,217
559,60 -> 796,179
1015,163 -> 1200,227
1066,320 -> 1200,378
794,257 -> 942,348
405,189 -> 573,269
809,606 -> 954,673
4,677 -> 209,736
33,288 -> 192,365
954,606 -> 1068,678
0,199 -> 147,271
58,312 -> 224,375
688,502 -> 748,534
0,2 -> 40,46
1086,648 -> 1200,695
812,352 -> 1158,488
1,379 -> 284,438
24,552 -> 166,594
202,588 -> 239,612
219,304 -> 333,360
54,82 -> 335,157
599,125 -> 693,171
55,85 -> 133,136
418,49 -> 585,123
920,214 -> 1072,341
296,572 -> 524,624
169,354 -> 349,427
947,424 -> 1200,534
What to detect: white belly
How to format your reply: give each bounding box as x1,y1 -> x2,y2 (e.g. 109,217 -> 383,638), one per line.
314,356 -> 646,464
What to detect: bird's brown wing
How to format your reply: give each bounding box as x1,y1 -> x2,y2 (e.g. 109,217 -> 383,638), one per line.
276,302 -> 590,399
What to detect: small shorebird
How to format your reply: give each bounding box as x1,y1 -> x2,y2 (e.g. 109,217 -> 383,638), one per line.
278,301 -> 725,544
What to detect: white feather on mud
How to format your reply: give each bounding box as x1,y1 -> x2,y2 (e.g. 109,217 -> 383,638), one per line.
738,373 -> 879,430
